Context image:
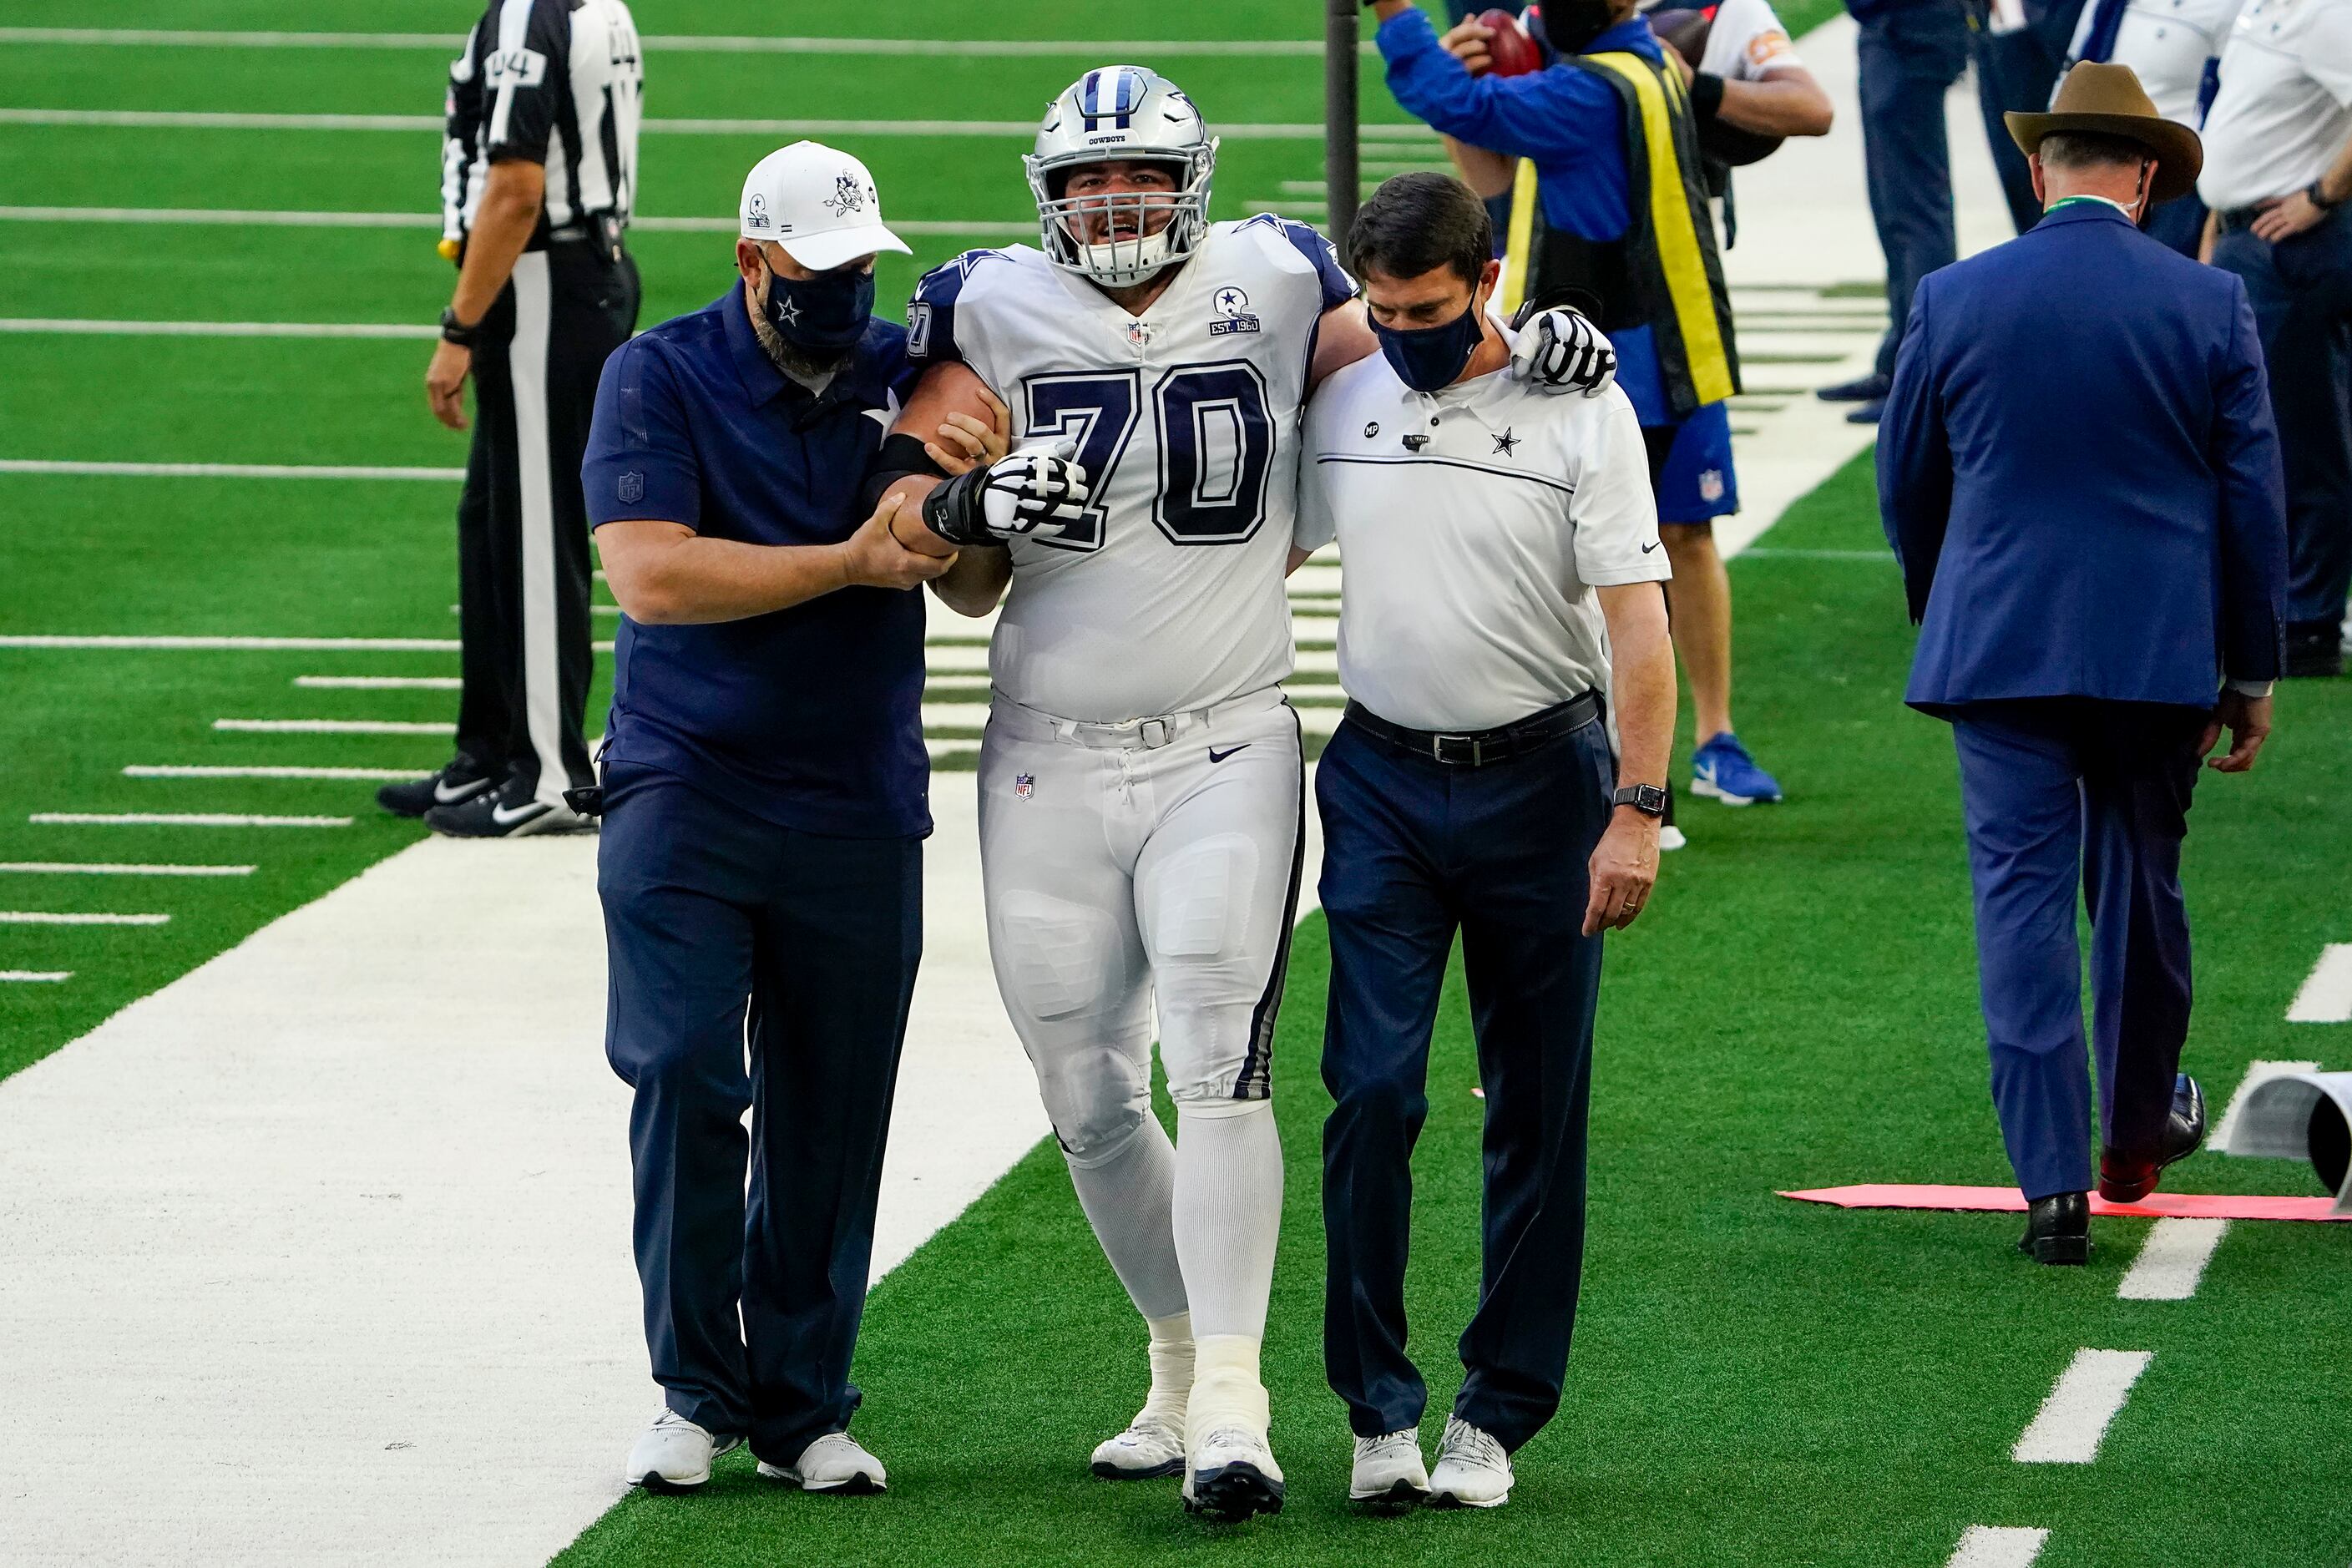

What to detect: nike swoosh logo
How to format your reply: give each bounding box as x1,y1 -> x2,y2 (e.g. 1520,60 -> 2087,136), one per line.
433,776 -> 490,805
490,801 -> 548,827
1641,541 -> 1660,553
1207,744 -> 1251,763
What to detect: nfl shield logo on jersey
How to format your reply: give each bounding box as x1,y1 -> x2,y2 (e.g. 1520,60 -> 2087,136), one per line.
1014,773 -> 1035,800
1699,468 -> 1726,503
617,471 -> 645,504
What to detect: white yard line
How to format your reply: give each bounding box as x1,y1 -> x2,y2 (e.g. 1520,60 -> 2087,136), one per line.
0,862 -> 255,876
2286,944 -> 2352,1023
1945,1526 -> 2050,1568
0,460 -> 463,481
2116,1218 -> 2228,1302
0,635 -> 460,650
214,718 -> 453,735
0,27 -> 1377,56
296,675 -> 462,690
0,911 -> 169,926
0,108 -> 1424,141
2212,1060 -> 2324,1151
124,765 -> 420,781
0,317 -> 439,338
30,812 -> 352,827
0,209 -> 1025,236
2011,1349 -> 2152,1464
0,971 -> 72,983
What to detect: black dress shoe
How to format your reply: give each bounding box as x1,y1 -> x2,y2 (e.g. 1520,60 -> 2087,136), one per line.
2098,1074 -> 2208,1203
2019,1191 -> 2089,1265
1816,371 -> 1890,403
2284,619 -> 2344,679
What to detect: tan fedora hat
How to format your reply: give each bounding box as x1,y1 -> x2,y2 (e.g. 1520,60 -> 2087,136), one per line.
2005,61 -> 2202,205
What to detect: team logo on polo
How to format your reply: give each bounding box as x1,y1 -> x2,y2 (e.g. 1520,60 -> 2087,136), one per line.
1014,773 -> 1035,800
824,175 -> 869,218
617,471 -> 645,504
1208,285 -> 1261,337
1491,428 -> 1519,457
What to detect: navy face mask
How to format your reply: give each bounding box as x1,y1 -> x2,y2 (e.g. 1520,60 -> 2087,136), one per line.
760,261 -> 875,355
1372,298 -> 1485,393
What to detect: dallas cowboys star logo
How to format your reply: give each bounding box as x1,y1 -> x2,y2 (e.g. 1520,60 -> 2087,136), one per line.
1491,427 -> 1519,456
776,296 -> 802,327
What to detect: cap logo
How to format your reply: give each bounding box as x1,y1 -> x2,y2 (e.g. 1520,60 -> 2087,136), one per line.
824,174 -> 868,219
746,192 -> 770,230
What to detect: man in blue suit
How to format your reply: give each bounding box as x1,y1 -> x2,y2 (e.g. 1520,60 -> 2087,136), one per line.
1879,63 -> 2288,1265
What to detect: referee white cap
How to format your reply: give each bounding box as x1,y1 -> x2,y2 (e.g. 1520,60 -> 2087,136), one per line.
739,141 -> 911,271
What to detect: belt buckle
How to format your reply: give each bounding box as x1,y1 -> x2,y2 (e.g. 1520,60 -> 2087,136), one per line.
1431,733 -> 1483,766
1139,716 -> 1172,750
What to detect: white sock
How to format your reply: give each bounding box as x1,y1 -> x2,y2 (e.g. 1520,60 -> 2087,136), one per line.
1171,1099 -> 1284,1342
1065,1114 -> 1189,1323
1140,1311 -> 1195,1429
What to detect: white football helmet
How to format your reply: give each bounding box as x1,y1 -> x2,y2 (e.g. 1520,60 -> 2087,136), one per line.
1025,65 -> 1218,289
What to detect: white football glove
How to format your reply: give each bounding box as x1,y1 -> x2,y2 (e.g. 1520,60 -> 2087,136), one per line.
925,438 -> 1091,545
1513,307 -> 1618,398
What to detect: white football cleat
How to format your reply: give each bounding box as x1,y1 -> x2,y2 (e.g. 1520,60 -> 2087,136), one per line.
757,1431 -> 887,1495
1427,1416 -> 1512,1509
1092,1414 -> 1186,1479
1349,1429 -> 1429,1512
625,1409 -> 738,1494
1181,1421 -> 1285,1522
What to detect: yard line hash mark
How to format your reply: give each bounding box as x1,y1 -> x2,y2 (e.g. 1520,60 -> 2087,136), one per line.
0,911 -> 169,926
0,636 -> 461,651
295,676 -> 463,690
2286,944 -> 2352,1023
2011,1349 -> 2152,1464
2116,1219 -> 2228,1301
1945,1525 -> 2050,1567
213,719 -> 453,735
0,461 -> 463,481
31,813 -> 352,828
0,862 -> 255,876
125,766 -> 422,781
0,970 -> 73,983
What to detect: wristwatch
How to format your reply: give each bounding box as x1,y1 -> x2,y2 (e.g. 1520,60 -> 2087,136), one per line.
1612,783 -> 1668,817
439,306 -> 482,348
2310,180 -> 2343,212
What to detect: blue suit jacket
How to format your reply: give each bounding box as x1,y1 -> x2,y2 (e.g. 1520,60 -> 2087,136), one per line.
1879,201 -> 2287,713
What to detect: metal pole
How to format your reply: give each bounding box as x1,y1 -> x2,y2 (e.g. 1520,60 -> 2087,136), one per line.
1324,0 -> 1360,249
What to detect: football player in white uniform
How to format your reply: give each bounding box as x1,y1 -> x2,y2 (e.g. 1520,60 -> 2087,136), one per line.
862,64 -> 1612,1522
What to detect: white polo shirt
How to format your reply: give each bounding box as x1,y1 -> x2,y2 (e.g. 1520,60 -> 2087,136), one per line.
2198,0 -> 2352,210
2066,0 -> 2244,125
1294,339 -> 1669,734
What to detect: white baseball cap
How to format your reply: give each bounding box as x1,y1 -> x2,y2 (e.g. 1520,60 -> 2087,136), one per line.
738,141 -> 911,271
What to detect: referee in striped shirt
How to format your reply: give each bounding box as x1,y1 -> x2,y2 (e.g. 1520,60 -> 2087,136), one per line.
380,0 -> 644,836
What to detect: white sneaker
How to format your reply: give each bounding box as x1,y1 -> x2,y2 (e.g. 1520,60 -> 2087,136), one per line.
1427,1416 -> 1512,1509
1350,1429 -> 1429,1511
1092,1414 -> 1186,1479
625,1409 -> 738,1494
757,1431 -> 887,1495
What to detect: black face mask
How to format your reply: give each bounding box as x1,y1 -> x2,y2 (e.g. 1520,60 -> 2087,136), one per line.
1540,0 -> 1619,53
759,262 -> 875,355
1371,298 -> 1487,393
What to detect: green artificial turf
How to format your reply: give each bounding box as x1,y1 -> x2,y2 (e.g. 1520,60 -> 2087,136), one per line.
550,454 -> 2352,1568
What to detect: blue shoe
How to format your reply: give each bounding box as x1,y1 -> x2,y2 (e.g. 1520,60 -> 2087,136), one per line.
1691,732 -> 1783,805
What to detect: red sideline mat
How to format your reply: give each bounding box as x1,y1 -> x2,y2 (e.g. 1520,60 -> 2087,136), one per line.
1779,1184 -> 2349,1222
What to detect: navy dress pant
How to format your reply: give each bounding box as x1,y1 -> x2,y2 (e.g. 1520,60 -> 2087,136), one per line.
2213,206 -> 2352,628
1318,710 -> 1614,1453
598,760 -> 921,1465
1950,701 -> 2204,1201
1858,0 -> 1970,379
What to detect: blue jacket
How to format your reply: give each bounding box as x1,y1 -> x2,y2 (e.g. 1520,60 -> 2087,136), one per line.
1879,200 -> 2286,713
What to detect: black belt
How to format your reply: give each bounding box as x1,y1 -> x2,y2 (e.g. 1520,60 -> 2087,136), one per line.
1343,691 -> 1601,767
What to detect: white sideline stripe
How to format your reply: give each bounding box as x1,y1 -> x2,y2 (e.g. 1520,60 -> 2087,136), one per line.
0,910 -> 169,926
0,27 -> 1382,56
295,675 -> 461,690
0,635 -> 461,650
30,812 -> 351,827
215,718 -> 453,735
1945,1526 -> 2050,1568
2286,943 -> 2352,1023
1738,547 -> 1891,561
124,765 -> 420,781
0,861 -> 255,876
0,970 -> 72,982
2117,1218 -> 2228,1302
0,460 -> 463,481
0,108 -> 1431,141
2212,1059 -> 2323,1151
0,206 -> 1029,236
2011,1348 -> 2152,1464
0,316 -> 439,339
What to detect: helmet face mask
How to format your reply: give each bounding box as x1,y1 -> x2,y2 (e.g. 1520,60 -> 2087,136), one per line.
1027,66 -> 1218,290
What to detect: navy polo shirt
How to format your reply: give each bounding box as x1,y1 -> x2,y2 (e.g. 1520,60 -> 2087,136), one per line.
582,283 -> 929,839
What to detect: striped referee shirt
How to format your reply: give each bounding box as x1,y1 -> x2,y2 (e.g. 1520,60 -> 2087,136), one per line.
442,0 -> 643,249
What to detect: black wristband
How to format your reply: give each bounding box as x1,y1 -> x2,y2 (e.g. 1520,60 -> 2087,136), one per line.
1689,71 -> 1727,123
921,466 -> 999,548
439,306 -> 481,348
857,431 -> 953,514
2310,180 -> 2342,212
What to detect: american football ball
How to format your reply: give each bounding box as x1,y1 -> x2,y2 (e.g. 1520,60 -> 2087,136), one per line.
1478,8 -> 1544,76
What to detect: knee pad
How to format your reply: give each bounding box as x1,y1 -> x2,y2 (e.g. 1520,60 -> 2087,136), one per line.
1142,832 -> 1261,964
1047,1075 -> 1155,1170
994,889 -> 1123,1022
